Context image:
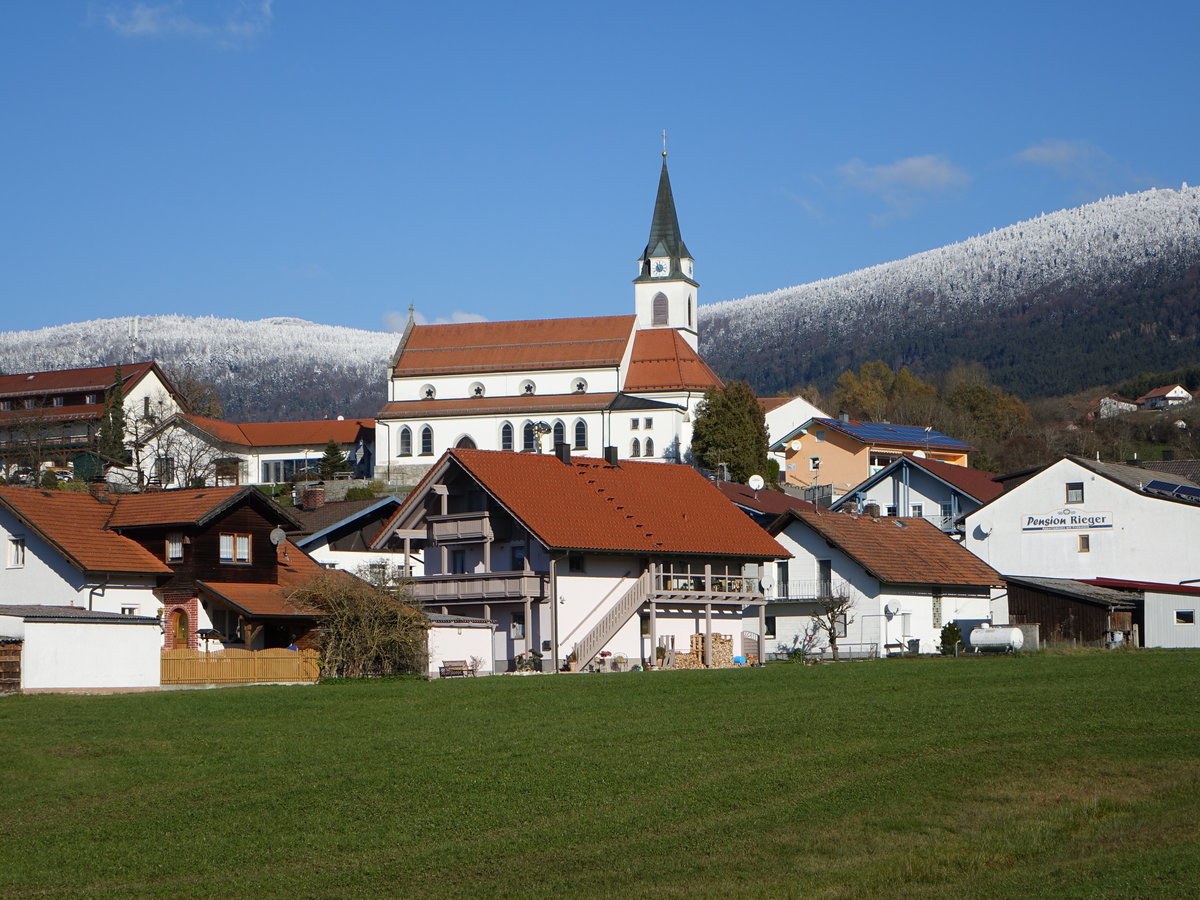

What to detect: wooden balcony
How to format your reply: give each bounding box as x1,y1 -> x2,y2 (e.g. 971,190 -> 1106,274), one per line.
428,511 -> 493,543
651,571 -> 764,604
409,571 -> 547,604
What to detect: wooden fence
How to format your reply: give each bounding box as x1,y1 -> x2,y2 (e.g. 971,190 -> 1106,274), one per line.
161,648 -> 321,685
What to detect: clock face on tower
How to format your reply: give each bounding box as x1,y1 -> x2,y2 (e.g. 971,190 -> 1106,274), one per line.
651,258 -> 670,277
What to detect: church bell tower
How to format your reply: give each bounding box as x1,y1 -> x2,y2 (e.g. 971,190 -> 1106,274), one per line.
634,148 -> 699,349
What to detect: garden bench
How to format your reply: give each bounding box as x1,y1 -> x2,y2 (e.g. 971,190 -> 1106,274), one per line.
439,659 -> 474,678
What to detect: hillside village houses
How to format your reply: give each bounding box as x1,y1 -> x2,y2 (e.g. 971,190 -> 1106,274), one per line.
1135,383 -> 1193,410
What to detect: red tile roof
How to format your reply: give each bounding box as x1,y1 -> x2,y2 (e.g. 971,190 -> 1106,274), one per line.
908,457 -> 1004,503
623,329 -> 723,392
181,415 -> 372,448
758,397 -> 791,413
0,487 -> 171,575
392,316 -> 636,377
1136,384 -> 1191,403
199,541 -> 336,617
713,481 -> 816,517
0,361 -> 157,399
772,508 -> 1001,587
105,486 -> 251,528
419,449 -> 786,558
377,393 -> 621,420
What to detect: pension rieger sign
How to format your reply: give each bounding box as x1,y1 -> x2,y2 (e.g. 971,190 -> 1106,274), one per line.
1023,508 -> 1113,532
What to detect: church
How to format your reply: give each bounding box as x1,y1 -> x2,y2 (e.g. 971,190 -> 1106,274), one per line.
374,154 -> 724,483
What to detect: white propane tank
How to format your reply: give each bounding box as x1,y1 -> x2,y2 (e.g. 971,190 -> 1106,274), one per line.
969,624 -> 1025,653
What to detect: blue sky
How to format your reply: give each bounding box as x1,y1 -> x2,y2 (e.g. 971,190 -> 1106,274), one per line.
3,1 -> 1198,333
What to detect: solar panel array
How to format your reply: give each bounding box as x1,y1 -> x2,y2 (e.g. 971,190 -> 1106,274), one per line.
1143,479 -> 1200,504
818,418 -> 973,450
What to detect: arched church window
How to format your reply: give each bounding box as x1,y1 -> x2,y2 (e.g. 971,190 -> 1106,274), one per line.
644,437 -> 655,458
688,294 -> 693,328
574,419 -> 587,450
631,438 -> 641,457
522,422 -> 536,451
399,426 -> 412,457
501,422 -> 514,451
652,293 -> 669,326
552,421 -> 565,445
420,425 -> 433,456
456,435 -> 476,449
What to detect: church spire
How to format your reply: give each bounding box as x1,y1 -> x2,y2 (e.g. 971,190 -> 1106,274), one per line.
633,146 -> 699,347
638,154 -> 692,273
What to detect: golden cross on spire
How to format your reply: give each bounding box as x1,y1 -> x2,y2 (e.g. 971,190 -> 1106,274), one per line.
662,129 -> 667,158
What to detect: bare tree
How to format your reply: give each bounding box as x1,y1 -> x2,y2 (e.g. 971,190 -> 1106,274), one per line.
125,404 -> 232,489
811,589 -> 856,661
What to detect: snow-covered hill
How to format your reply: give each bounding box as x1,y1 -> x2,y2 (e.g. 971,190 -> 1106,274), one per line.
0,315 -> 397,421
700,184 -> 1200,396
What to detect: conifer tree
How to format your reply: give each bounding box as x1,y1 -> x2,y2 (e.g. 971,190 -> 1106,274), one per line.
319,438 -> 348,481
96,366 -> 131,465
689,380 -> 770,483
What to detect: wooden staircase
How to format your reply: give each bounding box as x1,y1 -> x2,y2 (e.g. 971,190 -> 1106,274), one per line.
570,570 -> 652,671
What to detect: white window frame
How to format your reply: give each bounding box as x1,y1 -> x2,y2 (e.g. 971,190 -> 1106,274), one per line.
166,532 -> 184,563
7,536 -> 25,568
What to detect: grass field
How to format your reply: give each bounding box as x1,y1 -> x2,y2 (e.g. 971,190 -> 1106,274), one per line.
3,652 -> 1199,898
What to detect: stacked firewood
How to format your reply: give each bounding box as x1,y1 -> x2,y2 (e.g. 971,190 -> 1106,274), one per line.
666,634 -> 736,669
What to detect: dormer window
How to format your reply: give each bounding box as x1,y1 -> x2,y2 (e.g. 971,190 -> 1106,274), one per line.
85,393 -> 97,405
52,396 -> 64,407
24,398 -> 35,410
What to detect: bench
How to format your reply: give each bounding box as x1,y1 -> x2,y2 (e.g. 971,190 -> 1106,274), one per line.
438,659 -> 474,678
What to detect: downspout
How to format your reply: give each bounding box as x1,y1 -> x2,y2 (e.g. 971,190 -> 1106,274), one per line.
88,576 -> 108,611
549,552 -> 563,674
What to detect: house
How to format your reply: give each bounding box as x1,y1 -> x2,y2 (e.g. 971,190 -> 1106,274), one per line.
760,394 -> 828,474
0,483 -> 331,652
711,479 -> 816,527
0,361 -> 188,482
0,605 -> 162,693
762,507 -> 1004,658
770,415 -> 973,499
292,494 -> 417,576
830,455 -> 1004,534
1074,393 -> 1138,421
135,413 -> 375,487
374,154 -> 724,485
962,456 -> 1200,586
371,446 -> 787,672
1135,384 -> 1193,410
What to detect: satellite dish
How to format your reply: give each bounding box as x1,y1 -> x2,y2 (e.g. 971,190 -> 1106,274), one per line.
913,450 -> 927,458
269,526 -> 287,547
789,440 -> 802,451
884,603 -> 899,621
747,474 -> 765,491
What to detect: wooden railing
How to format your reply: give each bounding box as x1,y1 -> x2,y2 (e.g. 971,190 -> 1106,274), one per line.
571,571 -> 652,671
161,648 -> 320,684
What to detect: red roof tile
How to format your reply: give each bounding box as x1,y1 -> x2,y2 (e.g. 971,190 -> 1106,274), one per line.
392,316 -> 636,377
181,415 -> 372,448
908,457 -> 1004,503
773,508 -> 1001,587
0,487 -> 171,575
105,486 -> 251,528
425,449 -> 786,558
199,541 -> 335,617
623,329 -> 723,392
712,481 -> 816,517
377,393 -> 621,420
0,361 -> 156,398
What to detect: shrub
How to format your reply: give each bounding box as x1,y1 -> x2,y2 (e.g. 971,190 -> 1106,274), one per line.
939,621 -> 964,655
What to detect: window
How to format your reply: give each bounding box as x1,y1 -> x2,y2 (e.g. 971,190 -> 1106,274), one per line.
511,545 -> 526,571
519,379 -> 536,395
1066,482 -> 1085,504
573,420 -> 587,450
501,422 -> 514,451
940,502 -> 953,521
568,552 -> 585,573
121,605 -> 138,616
166,532 -> 184,563
573,378 -> 587,393
1176,610 -> 1196,625
52,396 -> 64,407
652,292 -> 669,326
814,429 -> 826,442
450,548 -> 467,574
1078,534 -> 1090,553
85,393 -> 97,405
143,396 -> 151,417
809,457 -> 821,471
398,426 -> 412,457
522,422 -> 536,451
215,458 -> 241,486
835,613 -> 849,638
644,437 -> 654,458
0,400 -> 9,411
886,506 -> 898,517
7,536 -> 25,568
420,384 -> 436,400
764,616 -> 777,639
510,612 -> 525,640
469,382 -> 485,398
552,420 -> 565,445
631,418 -> 640,430
644,417 -> 653,429
24,398 -> 35,409
219,533 -> 251,564
631,438 -> 641,457
420,425 -> 433,456
911,504 -> 923,518
153,456 -> 174,485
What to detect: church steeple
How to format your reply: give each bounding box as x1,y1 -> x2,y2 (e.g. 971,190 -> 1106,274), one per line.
634,147 -> 698,347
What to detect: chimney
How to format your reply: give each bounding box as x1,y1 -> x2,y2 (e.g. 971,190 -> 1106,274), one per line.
603,446 -> 620,466
301,485 -> 326,510
839,410 -> 850,423
863,502 -> 881,518
554,441 -> 571,464
88,479 -> 110,503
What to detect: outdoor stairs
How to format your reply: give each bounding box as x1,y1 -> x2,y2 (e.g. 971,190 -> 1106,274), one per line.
570,570 -> 652,671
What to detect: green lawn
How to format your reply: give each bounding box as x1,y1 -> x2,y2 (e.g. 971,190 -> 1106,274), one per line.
2,652 -> 1198,898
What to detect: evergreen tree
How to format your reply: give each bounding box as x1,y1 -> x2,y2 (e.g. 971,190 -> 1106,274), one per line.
319,438 -> 348,481
689,380 -> 770,484
96,366 -> 131,465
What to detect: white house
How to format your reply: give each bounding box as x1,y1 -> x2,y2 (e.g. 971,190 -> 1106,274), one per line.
374,154 -> 724,485
371,446 -> 787,672
760,394 -> 828,475
962,456 -> 1200,585
761,507 -> 1004,658
1136,384 -> 1193,410
831,455 -> 1004,534
292,495 -> 419,577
